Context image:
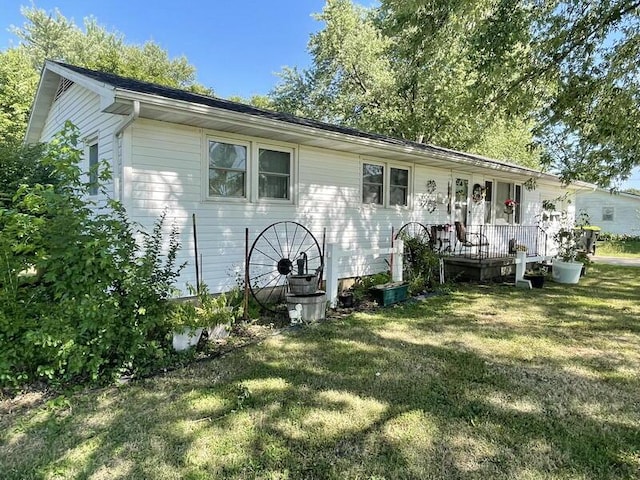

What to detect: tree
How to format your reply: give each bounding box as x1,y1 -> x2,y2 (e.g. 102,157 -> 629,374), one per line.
0,6 -> 211,147
271,0 -> 640,185
270,0 -> 541,168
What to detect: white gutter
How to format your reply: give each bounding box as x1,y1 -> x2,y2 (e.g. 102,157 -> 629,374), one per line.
113,100 -> 140,201
113,89 -> 596,190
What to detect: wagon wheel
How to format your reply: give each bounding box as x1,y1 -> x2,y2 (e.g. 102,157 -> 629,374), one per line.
247,221 -> 323,314
395,222 -> 431,243
394,222 -> 432,272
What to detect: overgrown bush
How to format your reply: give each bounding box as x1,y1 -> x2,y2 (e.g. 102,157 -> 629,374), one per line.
401,235 -> 441,294
0,122 -> 184,389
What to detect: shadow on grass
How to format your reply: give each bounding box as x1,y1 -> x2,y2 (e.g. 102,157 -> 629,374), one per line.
1,264 -> 639,479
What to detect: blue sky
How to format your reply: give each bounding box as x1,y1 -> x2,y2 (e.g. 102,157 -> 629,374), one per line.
1,1 -> 638,190
1,0 -> 327,98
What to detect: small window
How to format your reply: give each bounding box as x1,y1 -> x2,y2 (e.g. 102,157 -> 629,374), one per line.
363,163 -> 384,204
208,140 -> 247,198
88,143 -> 98,196
602,207 -> 614,222
259,148 -> 291,200
390,168 -> 409,206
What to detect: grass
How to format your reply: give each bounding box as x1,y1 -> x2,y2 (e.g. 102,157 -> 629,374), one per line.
1,264 -> 639,479
596,239 -> 640,257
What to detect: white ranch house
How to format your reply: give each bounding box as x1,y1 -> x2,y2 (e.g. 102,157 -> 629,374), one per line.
26,61 -> 593,296
576,189 -> 640,236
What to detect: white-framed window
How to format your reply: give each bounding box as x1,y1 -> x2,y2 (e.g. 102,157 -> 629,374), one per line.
207,138 -> 249,199
602,207 -> 614,222
362,161 -> 410,207
493,180 -> 522,224
390,167 -> 409,206
84,138 -> 99,196
362,162 -> 384,205
258,146 -> 292,200
205,134 -> 295,204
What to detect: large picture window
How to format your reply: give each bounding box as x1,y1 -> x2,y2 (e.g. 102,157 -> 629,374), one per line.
259,148 -> 291,200
208,140 -> 247,198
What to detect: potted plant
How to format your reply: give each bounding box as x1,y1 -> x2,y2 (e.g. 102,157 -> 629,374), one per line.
523,263 -> 548,288
552,218 -> 584,284
169,297 -> 207,351
169,284 -> 238,350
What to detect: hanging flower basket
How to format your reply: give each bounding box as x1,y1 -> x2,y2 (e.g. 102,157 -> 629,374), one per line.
504,198 -> 517,214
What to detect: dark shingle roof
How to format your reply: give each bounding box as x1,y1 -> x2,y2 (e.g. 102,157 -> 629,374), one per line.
53,60 -> 547,175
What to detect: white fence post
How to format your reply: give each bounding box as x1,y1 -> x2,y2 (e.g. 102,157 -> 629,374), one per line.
515,250 -> 526,281
325,243 -> 339,307
392,240 -> 403,282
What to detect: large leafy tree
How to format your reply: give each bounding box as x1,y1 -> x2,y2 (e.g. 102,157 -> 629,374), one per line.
271,0 -> 542,168
271,0 -> 640,185
0,7 -> 211,147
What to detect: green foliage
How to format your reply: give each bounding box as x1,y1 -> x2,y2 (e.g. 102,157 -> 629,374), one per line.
0,142 -> 55,207
349,271 -> 391,302
169,284 -> 240,333
401,234 -> 442,295
0,6 -> 211,144
270,0 -> 541,168
0,122 -> 185,389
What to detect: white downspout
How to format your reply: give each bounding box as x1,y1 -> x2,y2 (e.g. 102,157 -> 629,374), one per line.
113,100 -> 140,202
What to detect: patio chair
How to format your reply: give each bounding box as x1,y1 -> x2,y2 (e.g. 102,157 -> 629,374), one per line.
454,221 -> 489,256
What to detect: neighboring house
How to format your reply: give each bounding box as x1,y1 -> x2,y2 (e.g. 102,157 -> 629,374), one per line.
576,189 -> 640,236
26,61 -> 593,294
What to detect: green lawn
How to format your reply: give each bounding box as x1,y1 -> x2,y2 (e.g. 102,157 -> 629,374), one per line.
2,264 -> 639,479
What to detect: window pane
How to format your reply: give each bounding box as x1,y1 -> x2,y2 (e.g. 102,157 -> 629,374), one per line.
89,143 -> 98,196
209,141 -> 246,170
363,163 -> 383,184
390,168 -> 408,187
363,184 -> 383,204
390,186 -> 408,206
258,149 -> 290,199
259,149 -> 290,174
259,174 -> 289,199
209,170 -> 245,197
208,140 -> 246,198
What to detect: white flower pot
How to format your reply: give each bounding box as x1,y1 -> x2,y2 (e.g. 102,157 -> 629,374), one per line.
172,327 -> 203,351
552,260 -> 583,284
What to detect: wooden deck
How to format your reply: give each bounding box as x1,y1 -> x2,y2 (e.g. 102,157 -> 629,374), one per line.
443,255 -> 517,282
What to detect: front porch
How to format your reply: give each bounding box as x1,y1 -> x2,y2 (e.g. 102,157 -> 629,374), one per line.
400,223 -> 553,282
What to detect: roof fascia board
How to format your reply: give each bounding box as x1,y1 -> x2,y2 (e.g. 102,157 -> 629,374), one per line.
114,89 -> 594,190
46,61 -> 116,101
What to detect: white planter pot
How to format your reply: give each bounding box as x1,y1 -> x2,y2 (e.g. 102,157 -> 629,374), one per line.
552,260 -> 583,284
172,327 -> 203,351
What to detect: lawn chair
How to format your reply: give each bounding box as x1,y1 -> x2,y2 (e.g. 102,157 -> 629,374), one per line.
454,221 -> 489,256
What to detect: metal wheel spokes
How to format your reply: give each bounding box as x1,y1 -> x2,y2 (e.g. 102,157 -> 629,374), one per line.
395,222 -> 431,271
248,221 -> 323,313
395,222 -> 430,244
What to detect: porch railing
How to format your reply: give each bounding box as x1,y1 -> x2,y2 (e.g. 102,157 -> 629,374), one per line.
425,224 -> 549,261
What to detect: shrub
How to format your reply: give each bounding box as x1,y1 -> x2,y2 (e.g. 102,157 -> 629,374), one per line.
0,122 -> 184,389
401,235 -> 441,294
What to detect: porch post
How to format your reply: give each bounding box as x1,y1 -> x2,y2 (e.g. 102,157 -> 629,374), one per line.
392,240 -> 403,282
325,243 -> 340,308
